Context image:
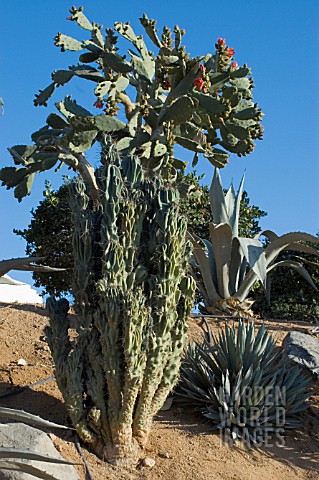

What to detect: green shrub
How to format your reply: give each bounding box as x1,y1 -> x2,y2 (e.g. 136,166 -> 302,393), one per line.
14,181 -> 73,297
253,242 -> 319,321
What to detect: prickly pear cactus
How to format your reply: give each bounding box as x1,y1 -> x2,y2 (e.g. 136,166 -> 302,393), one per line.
45,149 -> 195,465
0,7 -> 263,202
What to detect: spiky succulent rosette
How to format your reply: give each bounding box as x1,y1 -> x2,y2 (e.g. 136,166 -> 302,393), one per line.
177,321 -> 312,444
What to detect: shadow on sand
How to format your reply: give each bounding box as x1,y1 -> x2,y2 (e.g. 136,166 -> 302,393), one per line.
155,397 -> 319,475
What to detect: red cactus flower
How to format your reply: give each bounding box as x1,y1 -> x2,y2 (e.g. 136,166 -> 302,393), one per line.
217,38 -> 226,46
93,100 -> 103,109
199,64 -> 205,72
66,16 -> 73,20
201,211 -> 205,215
162,80 -> 171,90
194,77 -> 206,91
230,61 -> 238,69
227,47 -> 235,57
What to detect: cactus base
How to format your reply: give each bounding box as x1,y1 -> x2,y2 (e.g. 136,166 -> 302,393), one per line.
87,439 -> 141,466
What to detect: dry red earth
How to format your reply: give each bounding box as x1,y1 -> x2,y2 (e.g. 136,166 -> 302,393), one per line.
0,303 -> 318,479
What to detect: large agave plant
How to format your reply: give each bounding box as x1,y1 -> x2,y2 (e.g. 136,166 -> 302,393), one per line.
188,168 -> 319,315
0,407 -> 75,479
177,321 -> 312,444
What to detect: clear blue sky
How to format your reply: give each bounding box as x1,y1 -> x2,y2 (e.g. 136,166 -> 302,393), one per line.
0,0 -> 318,289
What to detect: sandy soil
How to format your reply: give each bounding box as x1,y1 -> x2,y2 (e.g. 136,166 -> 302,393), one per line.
0,303 -> 318,480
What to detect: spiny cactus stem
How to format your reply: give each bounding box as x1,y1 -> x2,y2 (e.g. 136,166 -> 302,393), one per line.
150,329 -> 187,416
119,300 -> 149,431
97,299 -> 129,443
45,297 -> 71,363
45,299 -> 97,448
132,332 -> 174,444
85,333 -> 111,443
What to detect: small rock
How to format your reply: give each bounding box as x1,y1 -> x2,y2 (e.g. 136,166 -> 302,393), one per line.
17,358 -> 27,366
141,457 -> 156,468
282,331 -> 319,380
0,422 -> 79,479
158,450 -> 170,459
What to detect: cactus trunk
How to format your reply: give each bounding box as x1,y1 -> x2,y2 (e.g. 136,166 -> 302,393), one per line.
45,151 -> 195,465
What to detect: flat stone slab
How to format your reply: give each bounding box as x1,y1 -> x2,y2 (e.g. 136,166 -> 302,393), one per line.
282,331 -> 319,380
0,422 -> 79,480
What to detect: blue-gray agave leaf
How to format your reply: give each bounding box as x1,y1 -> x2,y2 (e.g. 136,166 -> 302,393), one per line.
209,168 -> 229,225
237,237 -> 267,289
